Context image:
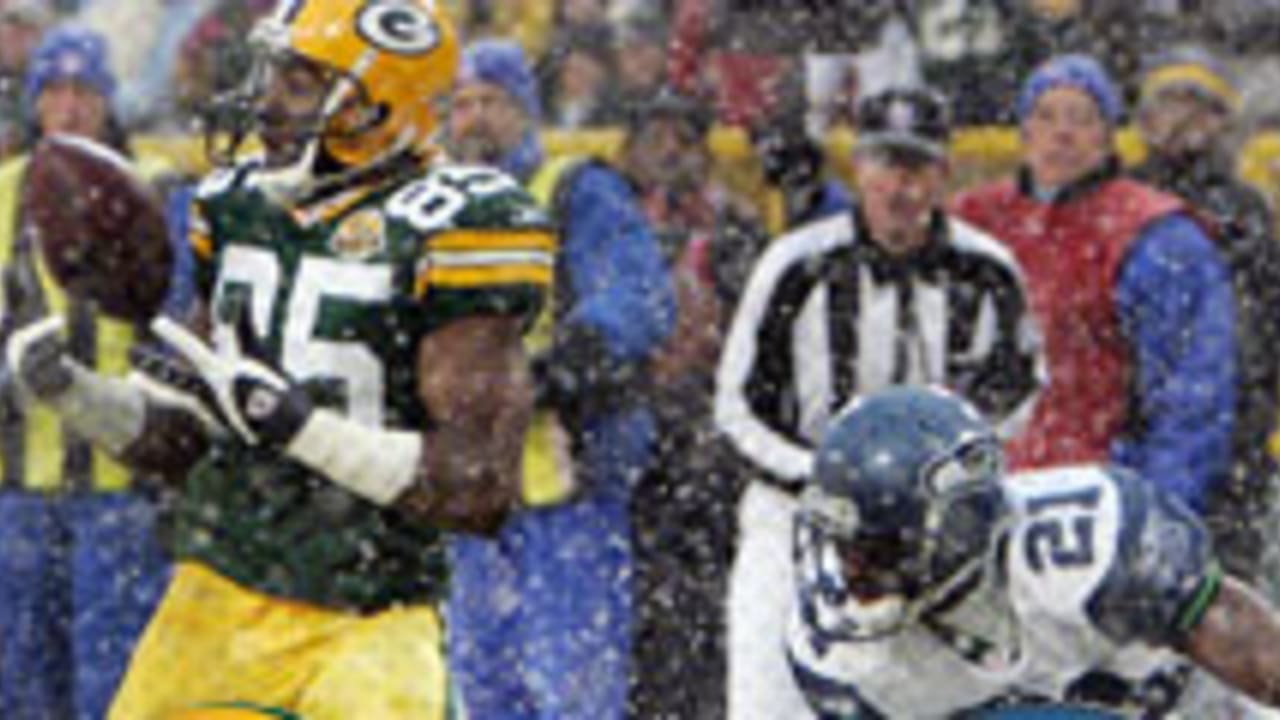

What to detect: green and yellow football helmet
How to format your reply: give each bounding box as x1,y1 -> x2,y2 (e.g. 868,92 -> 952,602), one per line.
206,0 -> 459,187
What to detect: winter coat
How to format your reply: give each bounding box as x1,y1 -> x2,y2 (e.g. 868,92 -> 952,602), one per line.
953,162 -> 1237,514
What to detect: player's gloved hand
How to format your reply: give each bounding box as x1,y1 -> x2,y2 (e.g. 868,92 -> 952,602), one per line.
5,315 -> 75,401
4,314 -> 153,455
150,313 -> 313,448
127,342 -> 230,437
152,312 -> 423,507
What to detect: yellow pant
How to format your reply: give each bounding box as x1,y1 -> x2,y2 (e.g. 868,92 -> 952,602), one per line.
108,563 -> 457,720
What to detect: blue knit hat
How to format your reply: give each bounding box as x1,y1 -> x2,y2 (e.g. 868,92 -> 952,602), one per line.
24,26 -> 117,107
459,39 -> 541,122
1016,54 -> 1122,125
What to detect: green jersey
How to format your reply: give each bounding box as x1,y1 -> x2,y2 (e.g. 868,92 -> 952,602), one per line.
177,159 -> 553,611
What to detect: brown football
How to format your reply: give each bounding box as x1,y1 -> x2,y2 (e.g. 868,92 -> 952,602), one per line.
20,134 -> 172,322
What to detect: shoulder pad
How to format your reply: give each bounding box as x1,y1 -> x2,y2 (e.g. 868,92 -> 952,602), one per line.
398,167 -> 556,298
1084,467 -> 1217,646
385,164 -> 550,238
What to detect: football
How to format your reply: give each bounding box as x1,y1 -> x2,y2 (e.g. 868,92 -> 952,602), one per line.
20,134 -> 173,322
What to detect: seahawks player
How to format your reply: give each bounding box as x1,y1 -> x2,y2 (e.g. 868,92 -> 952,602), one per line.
789,386 -> 1280,719
5,2 -> 548,718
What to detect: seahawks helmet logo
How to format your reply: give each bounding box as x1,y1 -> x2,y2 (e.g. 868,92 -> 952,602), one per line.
358,1 -> 440,56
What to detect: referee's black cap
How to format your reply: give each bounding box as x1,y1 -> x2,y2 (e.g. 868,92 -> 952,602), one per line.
855,87 -> 952,163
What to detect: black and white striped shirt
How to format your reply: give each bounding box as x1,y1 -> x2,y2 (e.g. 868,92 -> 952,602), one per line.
714,209 -> 1043,490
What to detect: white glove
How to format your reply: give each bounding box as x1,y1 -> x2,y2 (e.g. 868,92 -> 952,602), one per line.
5,314 -> 146,454
150,315 -> 313,447
6,315 -> 74,401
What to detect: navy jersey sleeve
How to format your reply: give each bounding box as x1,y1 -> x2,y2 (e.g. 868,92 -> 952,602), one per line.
1085,467 -> 1222,647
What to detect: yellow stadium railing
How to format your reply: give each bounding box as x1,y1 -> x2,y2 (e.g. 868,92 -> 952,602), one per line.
135,127 -> 1280,236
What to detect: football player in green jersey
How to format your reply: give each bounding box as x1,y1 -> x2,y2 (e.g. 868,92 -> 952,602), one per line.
4,2 -> 551,718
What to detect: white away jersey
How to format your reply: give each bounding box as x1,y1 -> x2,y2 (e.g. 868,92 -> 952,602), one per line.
788,465 -> 1218,719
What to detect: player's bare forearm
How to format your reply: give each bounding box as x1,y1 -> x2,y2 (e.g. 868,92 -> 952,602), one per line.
1183,576 -> 1280,705
394,315 -> 533,534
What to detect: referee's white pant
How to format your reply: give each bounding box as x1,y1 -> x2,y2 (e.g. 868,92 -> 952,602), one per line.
727,481 -> 817,720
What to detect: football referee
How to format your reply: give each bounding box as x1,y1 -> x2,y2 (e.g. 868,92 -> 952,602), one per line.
714,86 -> 1045,719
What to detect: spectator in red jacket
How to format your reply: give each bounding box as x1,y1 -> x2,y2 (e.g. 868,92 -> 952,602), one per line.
952,54 -> 1237,517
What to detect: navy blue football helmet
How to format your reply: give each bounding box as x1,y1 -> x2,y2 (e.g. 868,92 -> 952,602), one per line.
796,386 -> 1007,641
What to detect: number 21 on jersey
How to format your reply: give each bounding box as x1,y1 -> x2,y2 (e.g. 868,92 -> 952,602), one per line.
1023,487 -> 1102,572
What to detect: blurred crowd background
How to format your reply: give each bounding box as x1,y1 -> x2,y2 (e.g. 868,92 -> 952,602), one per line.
10,0 -> 1280,203
10,0 -> 1280,129
8,1 -> 1280,718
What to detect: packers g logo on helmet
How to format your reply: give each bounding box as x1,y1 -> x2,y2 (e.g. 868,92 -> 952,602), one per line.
207,0 -> 459,181
283,0 -> 458,164
357,1 -> 441,56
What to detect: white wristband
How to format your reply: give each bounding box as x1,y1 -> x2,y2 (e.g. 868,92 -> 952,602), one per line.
285,409 -> 422,506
